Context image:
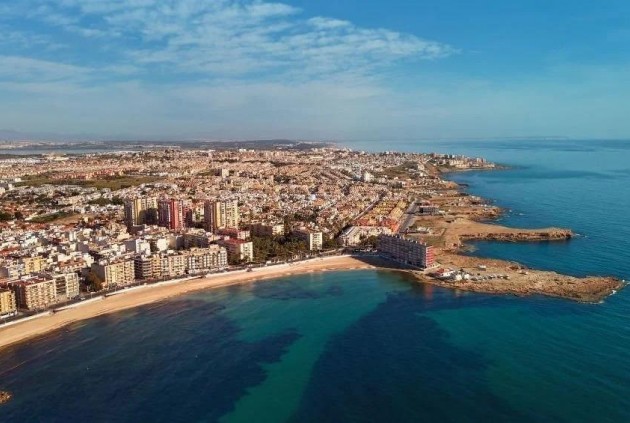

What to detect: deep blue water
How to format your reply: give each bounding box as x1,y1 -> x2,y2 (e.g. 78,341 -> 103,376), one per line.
1,139 -> 629,422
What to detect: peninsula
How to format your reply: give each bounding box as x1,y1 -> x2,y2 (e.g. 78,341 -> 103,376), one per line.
0,142 -> 623,351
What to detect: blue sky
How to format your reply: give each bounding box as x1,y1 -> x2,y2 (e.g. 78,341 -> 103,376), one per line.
1,0 -> 629,141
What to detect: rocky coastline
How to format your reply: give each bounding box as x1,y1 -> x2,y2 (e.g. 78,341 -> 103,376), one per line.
405,165 -> 624,303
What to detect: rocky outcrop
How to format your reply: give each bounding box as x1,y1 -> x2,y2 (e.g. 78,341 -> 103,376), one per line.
426,276 -> 623,303
419,253 -> 625,303
459,229 -> 573,242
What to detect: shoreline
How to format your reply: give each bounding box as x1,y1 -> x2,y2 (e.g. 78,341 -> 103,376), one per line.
1,153 -> 624,353
0,255 -> 377,352
0,251 -> 623,353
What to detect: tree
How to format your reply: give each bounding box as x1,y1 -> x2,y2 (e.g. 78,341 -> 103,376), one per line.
14,211 -> 24,220
323,234 -> 338,249
0,211 -> 13,221
85,270 -> 104,292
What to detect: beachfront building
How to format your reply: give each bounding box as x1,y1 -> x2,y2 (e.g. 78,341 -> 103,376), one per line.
219,239 -> 254,263
185,247 -> 228,273
53,272 -> 80,301
294,229 -> 323,251
0,289 -> 17,316
134,246 -> 228,280
10,277 -> 57,310
377,234 -> 436,269
204,200 -> 239,231
134,255 -> 163,281
91,258 -> 135,289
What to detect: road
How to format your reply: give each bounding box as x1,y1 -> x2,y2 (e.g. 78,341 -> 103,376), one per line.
397,201 -> 417,233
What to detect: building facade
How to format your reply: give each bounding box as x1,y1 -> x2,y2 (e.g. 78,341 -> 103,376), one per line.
91,258 -> 135,288
11,277 -> 57,310
294,229 -> 323,251
204,200 -> 240,231
158,198 -> 184,230
124,197 -> 157,228
0,289 -> 17,316
220,239 -> 254,263
250,223 -> 285,237
134,246 -> 228,280
53,272 -> 80,301
377,234 -> 435,268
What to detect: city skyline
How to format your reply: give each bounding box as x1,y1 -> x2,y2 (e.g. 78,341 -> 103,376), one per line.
1,0 -> 630,141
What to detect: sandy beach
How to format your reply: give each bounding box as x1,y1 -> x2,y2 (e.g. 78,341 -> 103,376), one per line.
0,256 -> 375,351
0,252 -> 622,352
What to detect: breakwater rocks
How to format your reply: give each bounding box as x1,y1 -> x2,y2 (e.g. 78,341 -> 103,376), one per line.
459,229 -> 573,242
0,391 -> 12,405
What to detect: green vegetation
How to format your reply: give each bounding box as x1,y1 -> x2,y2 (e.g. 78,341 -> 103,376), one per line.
87,196 -> 124,206
323,234 -> 339,249
84,270 -> 103,292
30,211 -> 78,223
252,235 -> 309,262
359,235 -> 378,247
0,211 -> 14,221
18,175 -> 162,191
377,161 -> 418,179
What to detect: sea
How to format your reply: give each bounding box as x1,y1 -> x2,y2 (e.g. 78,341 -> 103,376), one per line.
1,139 -> 629,422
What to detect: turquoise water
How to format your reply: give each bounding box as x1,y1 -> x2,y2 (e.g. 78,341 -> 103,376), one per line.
1,139 -> 629,422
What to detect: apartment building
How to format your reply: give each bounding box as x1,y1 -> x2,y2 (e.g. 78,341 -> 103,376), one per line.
158,198 -> 185,230
182,231 -> 216,249
124,197 -> 157,228
10,277 -> 57,310
219,239 -> 254,263
91,258 -> 135,288
53,272 -> 80,301
377,234 -> 435,268
204,200 -> 239,231
0,289 -> 17,316
186,247 -> 228,273
249,223 -> 285,237
134,246 -> 228,280
294,229 -> 323,251
216,228 -> 250,240
21,256 -> 45,275
0,263 -> 22,279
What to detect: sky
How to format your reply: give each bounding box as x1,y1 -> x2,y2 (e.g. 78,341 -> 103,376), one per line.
1,0 -> 629,141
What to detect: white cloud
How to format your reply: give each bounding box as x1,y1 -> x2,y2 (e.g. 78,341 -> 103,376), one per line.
0,56 -> 89,81
0,0 -> 465,139
11,0 -> 454,80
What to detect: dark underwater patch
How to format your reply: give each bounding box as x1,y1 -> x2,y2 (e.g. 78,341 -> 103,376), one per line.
289,290 -> 539,423
0,299 -> 301,423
